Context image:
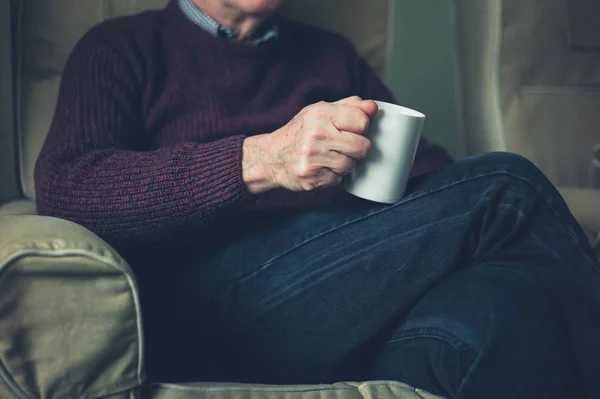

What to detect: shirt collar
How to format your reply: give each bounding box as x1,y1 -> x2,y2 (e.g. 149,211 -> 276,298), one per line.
178,0 -> 279,44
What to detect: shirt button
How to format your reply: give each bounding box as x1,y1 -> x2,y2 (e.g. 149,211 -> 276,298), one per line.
217,27 -> 235,39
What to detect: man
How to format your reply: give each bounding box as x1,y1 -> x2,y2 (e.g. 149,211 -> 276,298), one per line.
34,0 -> 600,398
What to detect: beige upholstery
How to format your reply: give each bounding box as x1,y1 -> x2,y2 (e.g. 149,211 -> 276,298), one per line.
15,0 -> 391,200
0,205 -> 144,399
454,0 -> 600,247
144,382 -> 444,399
0,0 -> 448,398
0,203 -> 445,399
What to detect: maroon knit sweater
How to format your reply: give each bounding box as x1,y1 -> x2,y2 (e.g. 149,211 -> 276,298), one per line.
34,0 -> 452,246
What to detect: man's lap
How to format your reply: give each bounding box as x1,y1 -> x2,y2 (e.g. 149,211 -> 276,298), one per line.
179,151 -> 595,293
143,152 -> 600,385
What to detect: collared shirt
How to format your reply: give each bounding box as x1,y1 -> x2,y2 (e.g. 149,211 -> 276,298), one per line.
178,0 -> 279,44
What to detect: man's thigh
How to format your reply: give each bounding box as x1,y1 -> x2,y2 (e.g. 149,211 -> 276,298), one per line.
156,152 -> 598,383
172,205 -> 462,384
168,173 -> 473,383
178,151 -> 596,303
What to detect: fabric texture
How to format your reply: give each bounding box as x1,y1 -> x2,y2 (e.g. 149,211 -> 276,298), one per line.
0,203 -> 443,399
177,0 -> 278,43
455,0 -> 600,186
13,0 -> 391,201
0,205 -> 144,399
140,152 -> 600,399
145,382 -> 445,399
33,0 -> 451,246
1,1 -> 447,398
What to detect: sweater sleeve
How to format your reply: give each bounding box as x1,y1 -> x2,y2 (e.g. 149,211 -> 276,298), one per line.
34,26 -> 254,245
354,56 -> 453,176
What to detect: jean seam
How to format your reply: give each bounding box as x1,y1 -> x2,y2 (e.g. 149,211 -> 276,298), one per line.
251,215 -> 468,310
226,168 -> 592,288
496,172 -> 595,264
385,326 -> 478,358
231,172 -> 489,282
405,171 -> 587,256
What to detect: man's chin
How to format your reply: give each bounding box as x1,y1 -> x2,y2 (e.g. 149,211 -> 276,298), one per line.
238,0 -> 282,15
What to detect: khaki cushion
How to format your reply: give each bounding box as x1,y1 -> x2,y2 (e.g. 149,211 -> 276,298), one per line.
0,199 -> 36,216
0,206 -> 143,399
456,0 -> 600,188
14,0 -> 391,200
144,382 -> 444,399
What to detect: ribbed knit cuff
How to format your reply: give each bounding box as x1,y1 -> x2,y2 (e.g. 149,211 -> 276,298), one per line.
185,135 -> 255,210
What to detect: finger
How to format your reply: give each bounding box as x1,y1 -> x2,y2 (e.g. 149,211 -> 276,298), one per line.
301,169 -> 342,191
335,97 -> 378,117
325,131 -> 372,160
328,104 -> 372,134
355,100 -> 378,117
313,152 -> 356,175
335,96 -> 364,106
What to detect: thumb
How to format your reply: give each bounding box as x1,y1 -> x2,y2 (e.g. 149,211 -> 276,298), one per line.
355,100 -> 378,117
335,96 -> 378,117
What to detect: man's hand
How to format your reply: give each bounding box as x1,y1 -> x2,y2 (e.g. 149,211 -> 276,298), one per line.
243,96 -> 378,194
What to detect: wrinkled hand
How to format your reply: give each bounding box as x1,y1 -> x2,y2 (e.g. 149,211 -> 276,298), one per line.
243,96 -> 378,193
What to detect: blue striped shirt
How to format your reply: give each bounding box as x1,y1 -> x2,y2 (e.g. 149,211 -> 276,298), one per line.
178,0 -> 279,44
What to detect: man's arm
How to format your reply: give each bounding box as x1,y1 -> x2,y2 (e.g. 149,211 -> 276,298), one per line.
35,27 -> 255,245
35,27 -> 378,244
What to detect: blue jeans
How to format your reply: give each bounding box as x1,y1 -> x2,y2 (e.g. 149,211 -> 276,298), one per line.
141,152 -> 600,399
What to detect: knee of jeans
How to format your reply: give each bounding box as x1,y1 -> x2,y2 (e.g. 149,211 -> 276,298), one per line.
473,152 -> 549,183
392,268 -> 554,354
462,152 -> 563,205
387,319 -> 483,356
374,326 -> 478,397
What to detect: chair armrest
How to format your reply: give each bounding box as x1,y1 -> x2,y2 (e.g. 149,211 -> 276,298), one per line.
0,210 -> 144,399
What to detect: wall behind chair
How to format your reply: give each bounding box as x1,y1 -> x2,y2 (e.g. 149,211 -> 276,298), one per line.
386,0 -> 464,159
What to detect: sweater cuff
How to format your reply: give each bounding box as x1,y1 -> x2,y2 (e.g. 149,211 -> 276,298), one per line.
185,135 -> 255,210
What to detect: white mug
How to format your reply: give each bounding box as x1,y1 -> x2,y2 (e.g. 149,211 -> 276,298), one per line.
344,101 -> 425,204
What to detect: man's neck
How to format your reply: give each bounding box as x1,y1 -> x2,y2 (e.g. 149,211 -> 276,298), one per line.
191,0 -> 267,40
